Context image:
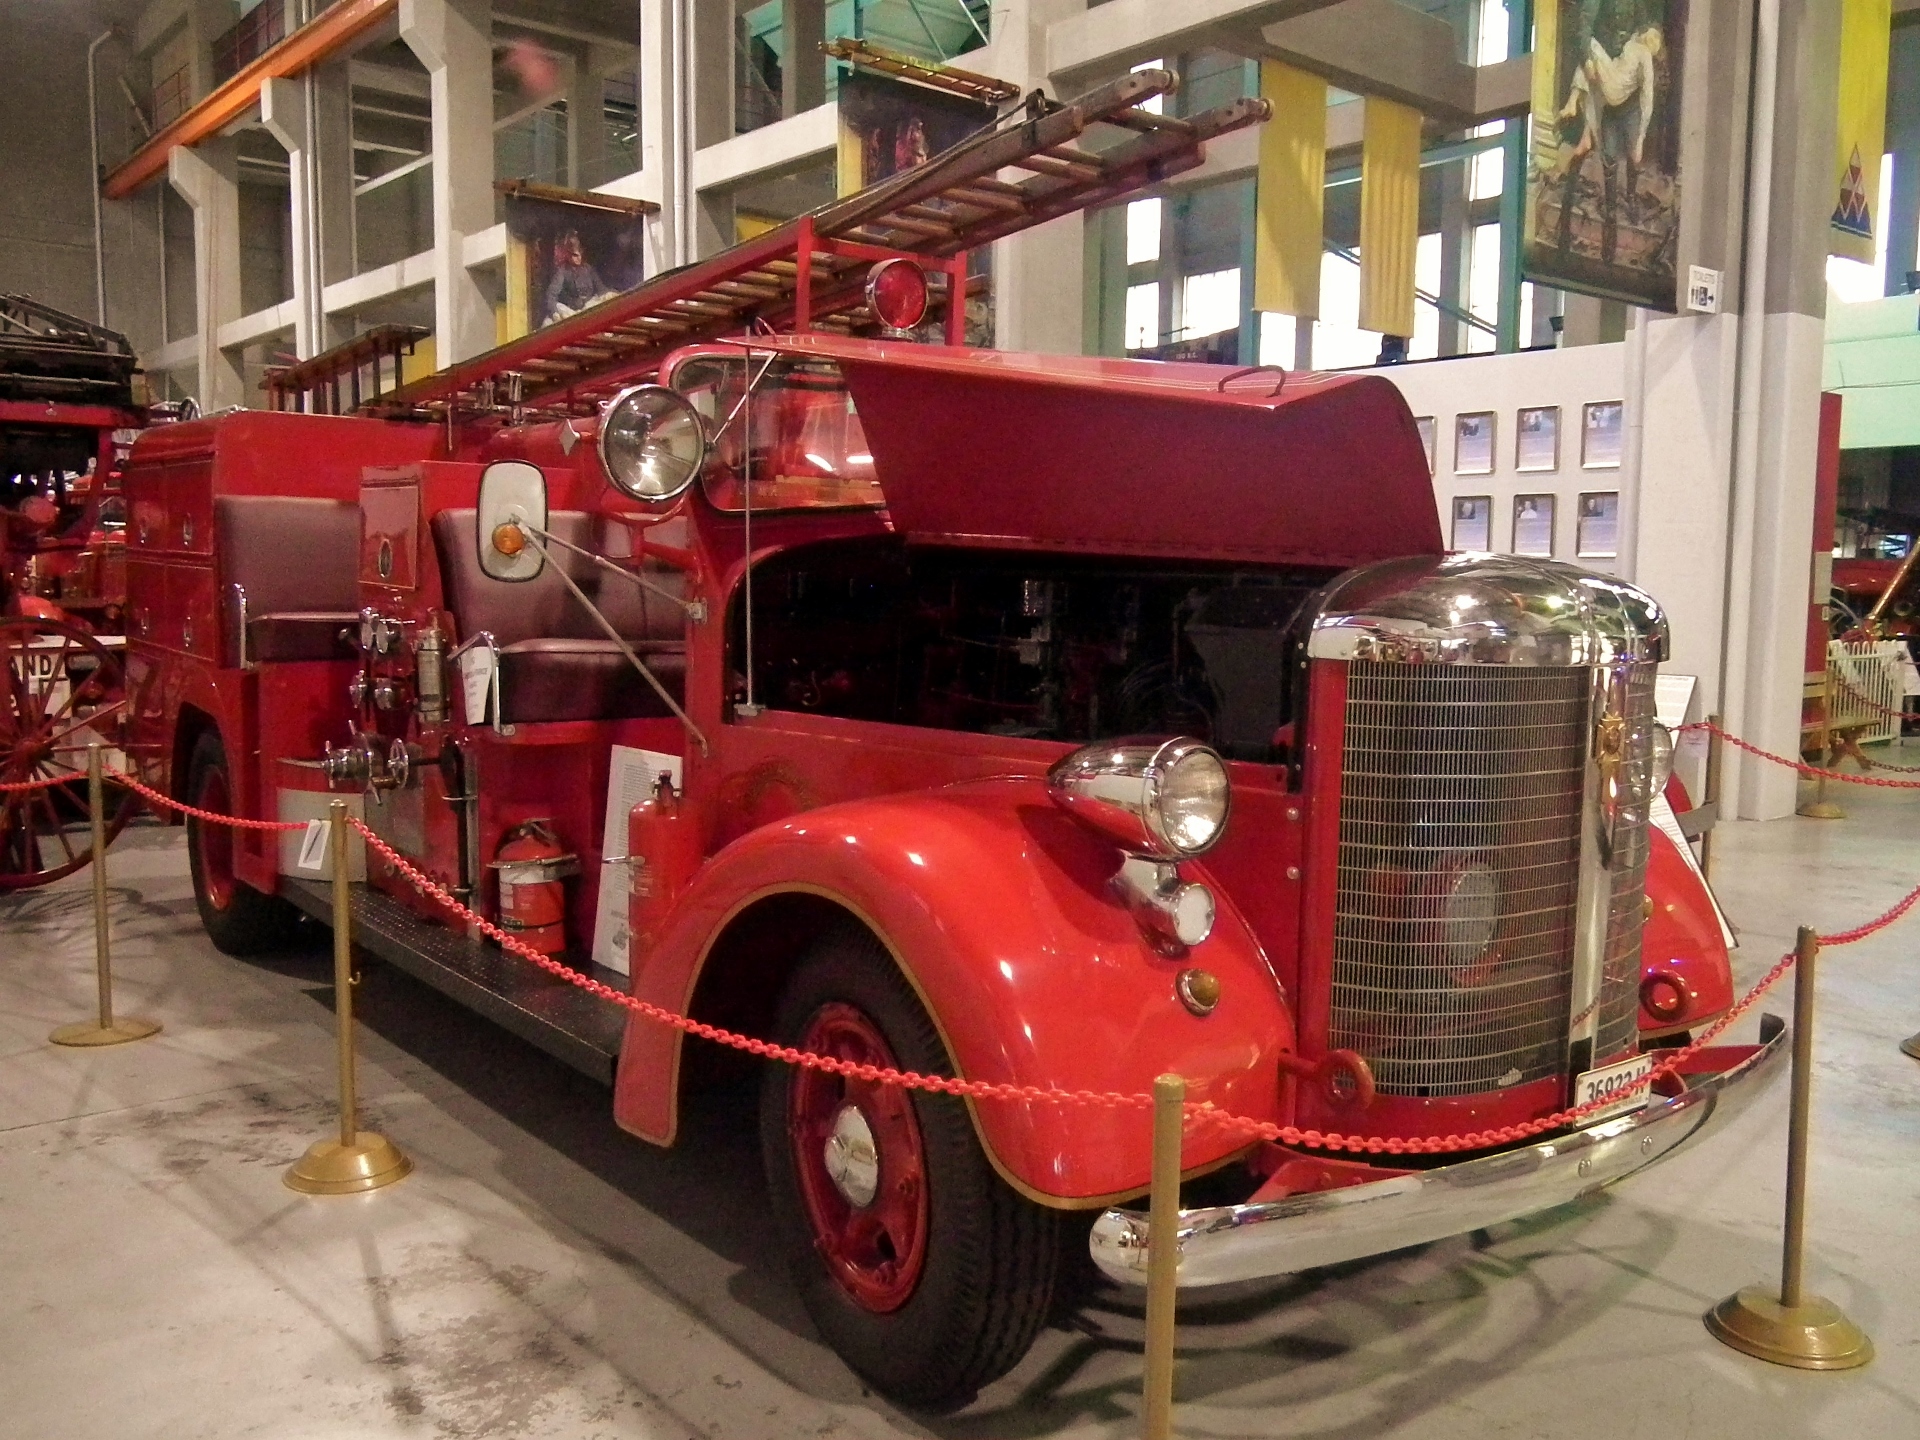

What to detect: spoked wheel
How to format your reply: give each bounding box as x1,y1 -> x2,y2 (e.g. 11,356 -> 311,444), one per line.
0,617 -> 134,889
761,928 -> 1060,1410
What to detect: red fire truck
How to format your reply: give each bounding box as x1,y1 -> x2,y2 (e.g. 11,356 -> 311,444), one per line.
2,295 -> 149,885
120,72 -> 1778,1407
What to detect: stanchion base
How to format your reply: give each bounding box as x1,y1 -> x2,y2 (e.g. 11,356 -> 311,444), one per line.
49,1017 -> 162,1047
284,1132 -> 413,1195
1795,801 -> 1847,820
1900,1032 -> 1920,1061
1705,1286 -> 1873,1370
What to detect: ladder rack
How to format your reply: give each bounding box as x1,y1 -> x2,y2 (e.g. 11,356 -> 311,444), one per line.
350,70 -> 1265,423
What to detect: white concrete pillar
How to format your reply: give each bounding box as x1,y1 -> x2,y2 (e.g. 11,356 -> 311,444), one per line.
1716,0 -> 1842,820
985,0 -> 1087,354
168,140 -> 247,409
313,57 -> 356,331
640,0 -> 686,268
260,77 -> 323,361
401,0 -> 498,365
781,0 -> 825,117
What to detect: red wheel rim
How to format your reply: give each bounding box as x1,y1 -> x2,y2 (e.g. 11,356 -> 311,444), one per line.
0,617 -> 132,889
788,1002 -> 930,1313
192,761 -> 236,911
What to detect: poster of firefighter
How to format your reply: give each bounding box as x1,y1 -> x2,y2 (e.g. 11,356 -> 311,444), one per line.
834,68 -> 997,345
1524,0 -> 1686,312
500,183 -> 654,338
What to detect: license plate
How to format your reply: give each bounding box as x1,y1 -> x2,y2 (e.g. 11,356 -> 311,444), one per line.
1574,1053 -> 1655,1121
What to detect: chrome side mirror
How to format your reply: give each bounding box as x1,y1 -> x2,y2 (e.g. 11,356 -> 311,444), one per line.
476,460 -> 547,582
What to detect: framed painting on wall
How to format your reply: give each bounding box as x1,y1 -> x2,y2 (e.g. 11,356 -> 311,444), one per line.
1455,412 -> 1496,474
1513,494 -> 1556,556
1577,491 -> 1619,558
1516,406 -> 1560,471
1452,495 -> 1492,550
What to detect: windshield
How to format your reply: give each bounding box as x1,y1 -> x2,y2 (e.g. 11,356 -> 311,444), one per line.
671,355 -> 885,513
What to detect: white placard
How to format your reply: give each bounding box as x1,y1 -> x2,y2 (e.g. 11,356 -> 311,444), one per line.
591,745 -> 685,975
457,645 -> 496,725
296,820 -> 331,872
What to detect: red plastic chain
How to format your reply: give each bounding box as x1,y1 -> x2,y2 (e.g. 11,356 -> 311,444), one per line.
0,773 -> 74,792
1684,721 -> 1920,790
53,744 -> 1920,1153
111,771 -> 309,832
1824,667 -> 1920,725
348,813 -> 1920,1155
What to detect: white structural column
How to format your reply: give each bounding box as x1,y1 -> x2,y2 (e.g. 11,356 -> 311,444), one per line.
401,0 -> 498,365
1717,0 -> 1843,820
987,0 -> 1087,354
167,139 -> 247,409
260,77 -> 323,360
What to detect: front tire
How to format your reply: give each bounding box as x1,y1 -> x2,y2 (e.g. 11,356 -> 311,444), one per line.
185,729 -> 301,955
760,927 -> 1060,1410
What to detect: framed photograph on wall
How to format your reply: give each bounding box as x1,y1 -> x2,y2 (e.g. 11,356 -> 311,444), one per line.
1577,491 -> 1620,558
1415,416 -> 1437,474
1455,412 -> 1495,474
1452,495 -> 1492,550
1582,401 -> 1623,468
1512,494 -> 1556,556
1516,406 -> 1560,472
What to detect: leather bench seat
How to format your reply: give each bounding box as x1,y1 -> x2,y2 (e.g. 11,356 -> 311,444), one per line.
433,508 -> 688,725
215,495 -> 362,665
497,640 -> 687,724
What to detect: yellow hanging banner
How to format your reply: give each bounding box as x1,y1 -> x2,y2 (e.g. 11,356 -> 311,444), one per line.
1359,96 -> 1421,339
1253,60 -> 1326,320
1831,0 -> 1891,264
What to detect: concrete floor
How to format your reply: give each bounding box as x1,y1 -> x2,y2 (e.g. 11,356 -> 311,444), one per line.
4,767 -> 1919,1440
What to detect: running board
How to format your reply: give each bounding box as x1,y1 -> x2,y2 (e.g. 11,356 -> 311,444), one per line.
281,878 -> 626,1084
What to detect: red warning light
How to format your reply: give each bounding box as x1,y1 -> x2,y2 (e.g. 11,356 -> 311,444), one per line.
866,258 -> 929,334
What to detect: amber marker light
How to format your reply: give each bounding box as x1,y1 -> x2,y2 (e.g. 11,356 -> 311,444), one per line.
490,521 -> 527,557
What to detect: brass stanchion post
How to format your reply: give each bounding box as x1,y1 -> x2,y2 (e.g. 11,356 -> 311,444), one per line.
1141,1073 -> 1184,1440
1699,714 -> 1723,878
51,744 -> 160,1047
285,801 -> 411,1194
1705,927 -> 1871,1368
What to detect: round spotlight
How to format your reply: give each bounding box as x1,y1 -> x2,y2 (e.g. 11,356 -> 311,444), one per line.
599,384 -> 708,502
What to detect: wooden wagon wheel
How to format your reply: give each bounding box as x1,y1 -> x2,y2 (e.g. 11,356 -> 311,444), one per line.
0,617 -> 137,889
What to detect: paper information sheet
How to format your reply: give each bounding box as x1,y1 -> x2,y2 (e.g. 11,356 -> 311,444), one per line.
591,745 -> 684,975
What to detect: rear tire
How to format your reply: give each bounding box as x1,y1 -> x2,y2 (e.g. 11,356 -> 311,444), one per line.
760,926 -> 1060,1410
185,729 -> 301,956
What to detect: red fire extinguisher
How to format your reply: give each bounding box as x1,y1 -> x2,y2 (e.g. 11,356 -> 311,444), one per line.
628,773 -> 700,964
491,819 -> 579,955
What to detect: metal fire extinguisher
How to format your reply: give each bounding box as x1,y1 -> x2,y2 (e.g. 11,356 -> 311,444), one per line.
491,820 -> 579,955
627,773 -> 700,964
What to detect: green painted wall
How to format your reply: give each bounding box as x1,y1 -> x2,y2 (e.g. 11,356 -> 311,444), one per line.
1824,294 -> 1920,448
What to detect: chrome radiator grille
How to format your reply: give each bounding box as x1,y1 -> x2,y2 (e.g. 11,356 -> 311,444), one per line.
1594,664 -> 1657,1062
1329,663 -> 1591,1096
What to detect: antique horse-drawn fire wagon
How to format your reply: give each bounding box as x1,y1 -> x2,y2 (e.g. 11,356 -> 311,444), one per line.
1,295 -> 148,886
115,71 -> 1779,1407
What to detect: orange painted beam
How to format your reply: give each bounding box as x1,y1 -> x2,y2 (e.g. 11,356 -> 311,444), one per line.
102,0 -> 398,199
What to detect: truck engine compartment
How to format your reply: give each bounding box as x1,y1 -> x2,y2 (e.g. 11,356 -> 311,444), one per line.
738,536 -> 1343,761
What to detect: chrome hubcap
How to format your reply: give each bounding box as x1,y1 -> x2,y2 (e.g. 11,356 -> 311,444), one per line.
822,1103 -> 879,1207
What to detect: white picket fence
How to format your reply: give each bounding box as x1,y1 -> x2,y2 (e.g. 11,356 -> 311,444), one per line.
1827,639 -> 1915,745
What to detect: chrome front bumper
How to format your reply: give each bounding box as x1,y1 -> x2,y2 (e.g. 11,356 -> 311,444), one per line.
1089,1028 -> 1787,1288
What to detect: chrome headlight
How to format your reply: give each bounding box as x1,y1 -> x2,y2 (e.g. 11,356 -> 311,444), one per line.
599,384 -> 707,502
1649,720 -> 1674,797
1047,736 -> 1231,860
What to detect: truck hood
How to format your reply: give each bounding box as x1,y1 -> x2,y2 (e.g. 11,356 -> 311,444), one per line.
770,334 -> 1444,568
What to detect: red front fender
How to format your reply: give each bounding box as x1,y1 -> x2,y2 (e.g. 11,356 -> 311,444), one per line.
613,776 -> 1296,1204
1640,826 -> 1734,1035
